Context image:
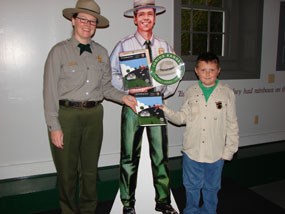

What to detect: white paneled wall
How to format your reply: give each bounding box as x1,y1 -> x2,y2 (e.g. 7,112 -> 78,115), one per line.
0,0 -> 284,180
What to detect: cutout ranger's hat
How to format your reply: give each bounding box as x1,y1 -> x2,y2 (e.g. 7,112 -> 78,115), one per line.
156,60 -> 177,76
63,0 -> 109,28
124,0 -> 166,18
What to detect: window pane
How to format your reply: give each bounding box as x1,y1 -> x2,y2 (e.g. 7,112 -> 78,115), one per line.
182,0 -> 191,5
210,12 -> 223,32
191,0 -> 206,6
181,32 -> 191,55
207,0 -> 223,7
193,10 -> 208,32
181,9 -> 191,31
210,34 -> 223,55
193,33 -> 207,55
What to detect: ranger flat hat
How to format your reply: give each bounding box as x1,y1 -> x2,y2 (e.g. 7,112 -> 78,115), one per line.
124,0 -> 166,18
156,60 -> 176,76
63,0 -> 109,28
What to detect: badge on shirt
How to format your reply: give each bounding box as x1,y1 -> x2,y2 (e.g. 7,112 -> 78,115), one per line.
97,55 -> 102,63
67,61 -> 78,67
216,101 -> 222,109
158,47 -> 165,55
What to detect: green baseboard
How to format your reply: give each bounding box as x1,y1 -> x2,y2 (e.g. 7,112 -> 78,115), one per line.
223,150 -> 285,187
1,141 -> 285,213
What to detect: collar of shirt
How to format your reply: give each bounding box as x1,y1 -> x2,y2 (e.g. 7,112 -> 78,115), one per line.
135,31 -> 154,47
198,80 -> 219,102
70,36 -> 93,54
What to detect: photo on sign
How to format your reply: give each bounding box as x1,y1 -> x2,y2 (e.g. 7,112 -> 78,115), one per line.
119,49 -> 152,90
150,53 -> 185,85
156,60 -> 179,80
135,92 -> 166,126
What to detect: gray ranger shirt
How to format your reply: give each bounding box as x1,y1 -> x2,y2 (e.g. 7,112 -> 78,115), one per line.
44,36 -> 125,131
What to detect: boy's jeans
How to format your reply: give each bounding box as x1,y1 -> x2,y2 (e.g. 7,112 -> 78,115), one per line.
183,153 -> 224,214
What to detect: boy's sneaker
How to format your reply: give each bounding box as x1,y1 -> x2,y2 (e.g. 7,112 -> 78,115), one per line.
155,203 -> 178,214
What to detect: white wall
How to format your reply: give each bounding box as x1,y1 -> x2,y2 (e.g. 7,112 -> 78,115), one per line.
0,0 -> 284,180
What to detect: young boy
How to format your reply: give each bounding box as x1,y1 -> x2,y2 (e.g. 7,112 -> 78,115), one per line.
161,52 -> 239,214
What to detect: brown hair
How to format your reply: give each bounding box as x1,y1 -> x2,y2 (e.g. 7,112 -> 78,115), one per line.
195,52 -> 220,68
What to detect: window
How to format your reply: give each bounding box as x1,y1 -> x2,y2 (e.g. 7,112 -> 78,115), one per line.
181,0 -> 225,56
174,0 -> 264,80
276,2 -> 285,71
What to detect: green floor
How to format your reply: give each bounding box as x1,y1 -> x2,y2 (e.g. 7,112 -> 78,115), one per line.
1,141 -> 285,214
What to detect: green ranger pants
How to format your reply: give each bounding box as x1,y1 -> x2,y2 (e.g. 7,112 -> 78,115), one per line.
120,106 -> 171,207
50,104 -> 103,214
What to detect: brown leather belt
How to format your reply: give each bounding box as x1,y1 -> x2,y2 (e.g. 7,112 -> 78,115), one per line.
59,100 -> 101,109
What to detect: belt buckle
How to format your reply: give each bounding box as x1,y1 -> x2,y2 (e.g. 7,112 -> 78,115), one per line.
80,101 -> 88,108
